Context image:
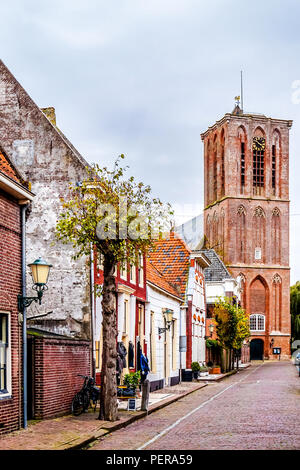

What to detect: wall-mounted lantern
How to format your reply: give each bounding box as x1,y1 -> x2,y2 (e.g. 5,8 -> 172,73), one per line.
18,258 -> 52,311
209,323 -> 215,338
158,309 -> 174,335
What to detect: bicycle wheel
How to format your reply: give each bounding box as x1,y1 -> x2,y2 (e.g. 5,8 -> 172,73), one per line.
82,390 -> 90,412
71,392 -> 84,416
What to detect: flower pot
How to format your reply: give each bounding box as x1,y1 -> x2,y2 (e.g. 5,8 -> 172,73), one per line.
193,372 -> 199,379
210,367 -> 221,374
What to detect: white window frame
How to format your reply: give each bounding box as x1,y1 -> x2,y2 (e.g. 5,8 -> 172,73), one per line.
255,247 -> 262,260
0,312 -> 11,398
120,260 -> 127,280
130,263 -> 136,284
138,252 -> 144,287
250,314 -> 265,332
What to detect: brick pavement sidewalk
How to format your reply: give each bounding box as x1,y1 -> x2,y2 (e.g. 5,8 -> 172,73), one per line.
0,381 -> 209,451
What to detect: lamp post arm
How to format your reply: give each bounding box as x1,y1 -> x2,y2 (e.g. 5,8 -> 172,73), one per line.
18,288 -> 44,312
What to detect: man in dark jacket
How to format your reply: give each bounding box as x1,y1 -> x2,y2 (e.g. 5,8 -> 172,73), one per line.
140,353 -> 150,383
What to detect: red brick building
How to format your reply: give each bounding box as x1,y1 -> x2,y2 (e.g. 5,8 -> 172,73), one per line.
201,105 -> 292,360
0,150 -> 34,434
93,252 -> 147,385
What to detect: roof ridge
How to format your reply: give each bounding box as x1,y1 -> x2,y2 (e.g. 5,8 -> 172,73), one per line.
0,60 -> 91,171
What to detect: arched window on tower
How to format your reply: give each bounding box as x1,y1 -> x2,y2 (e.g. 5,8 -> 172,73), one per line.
212,212 -> 218,251
271,208 -> 281,265
220,129 -> 225,197
238,126 -> 247,194
237,206 -> 246,263
253,128 -> 266,196
272,130 -> 281,197
213,134 -> 218,202
206,139 -> 211,205
250,276 -> 268,332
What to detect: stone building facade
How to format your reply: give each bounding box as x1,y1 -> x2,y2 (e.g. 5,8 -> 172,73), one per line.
0,60 -> 94,423
201,106 -> 292,360
0,60 -> 92,339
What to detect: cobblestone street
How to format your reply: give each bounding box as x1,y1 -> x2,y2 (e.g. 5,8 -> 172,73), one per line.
88,362 -> 300,451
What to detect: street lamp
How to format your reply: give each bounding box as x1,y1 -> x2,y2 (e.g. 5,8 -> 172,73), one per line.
158,309 -> 174,334
18,258 -> 52,311
209,323 -> 215,338
270,338 -> 274,349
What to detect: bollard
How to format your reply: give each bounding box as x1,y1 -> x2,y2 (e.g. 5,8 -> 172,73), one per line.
141,379 -> 150,412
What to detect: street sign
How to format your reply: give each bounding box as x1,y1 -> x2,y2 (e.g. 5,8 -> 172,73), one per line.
127,398 -> 136,411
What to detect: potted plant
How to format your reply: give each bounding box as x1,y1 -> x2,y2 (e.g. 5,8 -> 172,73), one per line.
191,362 -> 201,379
199,366 -> 209,377
123,371 -> 141,395
210,364 -> 222,375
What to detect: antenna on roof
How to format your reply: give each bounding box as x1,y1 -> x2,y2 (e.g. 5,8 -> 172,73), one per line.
240,70 -> 244,112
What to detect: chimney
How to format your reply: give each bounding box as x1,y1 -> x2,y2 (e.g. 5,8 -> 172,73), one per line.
41,107 -> 56,126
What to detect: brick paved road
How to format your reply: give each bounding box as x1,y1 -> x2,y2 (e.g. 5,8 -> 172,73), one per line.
88,362 -> 300,450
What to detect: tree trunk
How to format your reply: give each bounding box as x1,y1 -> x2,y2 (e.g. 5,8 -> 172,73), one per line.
99,254 -> 118,421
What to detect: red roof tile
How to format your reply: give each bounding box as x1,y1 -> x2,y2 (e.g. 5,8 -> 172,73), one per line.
148,232 -> 191,300
146,260 -> 182,299
0,151 -> 20,183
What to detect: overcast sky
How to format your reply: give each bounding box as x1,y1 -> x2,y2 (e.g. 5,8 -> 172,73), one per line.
1,0 -> 300,284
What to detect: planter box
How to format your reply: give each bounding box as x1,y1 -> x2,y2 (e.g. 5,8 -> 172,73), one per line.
182,369 -> 193,382
210,367 -> 221,374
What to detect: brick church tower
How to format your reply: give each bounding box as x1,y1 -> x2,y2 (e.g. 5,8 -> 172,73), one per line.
201,103 -> 292,360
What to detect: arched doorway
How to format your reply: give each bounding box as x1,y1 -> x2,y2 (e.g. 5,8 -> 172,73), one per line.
250,339 -> 264,360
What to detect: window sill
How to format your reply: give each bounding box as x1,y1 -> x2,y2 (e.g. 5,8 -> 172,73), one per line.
0,394 -> 12,401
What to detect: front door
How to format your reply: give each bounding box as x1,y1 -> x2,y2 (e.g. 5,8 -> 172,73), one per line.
250,339 -> 264,360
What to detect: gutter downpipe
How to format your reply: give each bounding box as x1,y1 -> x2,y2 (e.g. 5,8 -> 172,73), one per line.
90,244 -> 95,379
21,204 -> 28,429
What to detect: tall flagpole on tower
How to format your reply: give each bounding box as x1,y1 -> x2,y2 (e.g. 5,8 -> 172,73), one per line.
241,70 -> 244,112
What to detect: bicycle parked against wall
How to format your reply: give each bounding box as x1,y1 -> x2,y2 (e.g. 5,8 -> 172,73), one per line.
71,375 -> 100,416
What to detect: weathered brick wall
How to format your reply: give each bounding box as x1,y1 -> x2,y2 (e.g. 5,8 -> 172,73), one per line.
0,60 -> 92,339
32,335 -> 90,419
0,191 -> 22,435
